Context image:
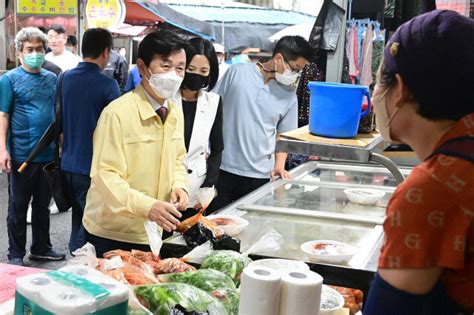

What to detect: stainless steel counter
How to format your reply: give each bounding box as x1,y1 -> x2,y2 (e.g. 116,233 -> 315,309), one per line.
165,161 -> 410,272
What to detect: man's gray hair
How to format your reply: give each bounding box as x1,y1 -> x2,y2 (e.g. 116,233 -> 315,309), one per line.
15,27 -> 48,52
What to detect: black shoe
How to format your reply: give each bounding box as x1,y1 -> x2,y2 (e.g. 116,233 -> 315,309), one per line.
29,249 -> 66,261
8,257 -> 24,266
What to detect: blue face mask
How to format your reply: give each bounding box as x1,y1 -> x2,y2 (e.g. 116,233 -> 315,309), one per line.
23,52 -> 45,69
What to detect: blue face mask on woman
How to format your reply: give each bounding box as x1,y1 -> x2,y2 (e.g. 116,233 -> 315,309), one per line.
23,52 -> 45,69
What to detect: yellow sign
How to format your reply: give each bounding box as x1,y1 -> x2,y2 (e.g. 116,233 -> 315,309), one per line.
17,0 -> 77,15
86,0 -> 126,30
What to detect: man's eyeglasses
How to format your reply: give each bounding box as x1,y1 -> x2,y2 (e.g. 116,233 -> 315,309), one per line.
281,55 -> 302,75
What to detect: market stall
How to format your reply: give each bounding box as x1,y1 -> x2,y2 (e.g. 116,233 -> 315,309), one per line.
163,161 -> 410,288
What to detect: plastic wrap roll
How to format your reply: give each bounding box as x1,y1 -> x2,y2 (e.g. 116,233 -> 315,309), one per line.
278,270 -> 323,315
238,266 -> 281,315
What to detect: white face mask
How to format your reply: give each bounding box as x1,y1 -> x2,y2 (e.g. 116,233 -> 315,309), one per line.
147,68 -> 184,99
275,58 -> 299,86
373,87 -> 403,144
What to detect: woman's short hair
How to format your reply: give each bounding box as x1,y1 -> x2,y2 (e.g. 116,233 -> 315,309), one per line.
185,37 -> 219,91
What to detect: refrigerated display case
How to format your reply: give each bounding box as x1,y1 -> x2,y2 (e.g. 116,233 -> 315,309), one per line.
162,161 -> 412,296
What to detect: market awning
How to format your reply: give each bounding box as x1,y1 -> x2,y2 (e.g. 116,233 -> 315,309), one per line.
125,2 -> 216,41
125,1 -> 164,25
110,23 -> 147,37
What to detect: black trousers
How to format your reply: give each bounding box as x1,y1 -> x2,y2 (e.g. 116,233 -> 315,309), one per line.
85,231 -> 151,258
206,170 -> 269,214
7,161 -> 52,260
63,171 -> 90,253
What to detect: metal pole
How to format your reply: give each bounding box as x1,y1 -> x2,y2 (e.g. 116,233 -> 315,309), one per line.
220,1 -> 225,46
13,0 -> 18,67
0,0 -> 6,70
348,0 -> 353,20
369,152 -> 405,185
76,0 -> 80,54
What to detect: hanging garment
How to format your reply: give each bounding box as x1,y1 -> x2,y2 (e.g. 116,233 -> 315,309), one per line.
357,23 -> 366,67
296,63 -> 325,127
346,25 -> 360,84
360,25 -> 374,86
371,22 -> 385,83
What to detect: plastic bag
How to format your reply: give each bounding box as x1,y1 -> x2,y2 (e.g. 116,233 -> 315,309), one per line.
201,250 -> 252,285
243,229 -> 284,256
69,242 -> 98,268
128,287 -> 153,315
144,220 -> 163,256
134,283 -> 228,315
159,269 -> 239,315
183,241 -> 213,265
197,186 -> 217,210
182,221 -> 241,252
153,257 -> 196,274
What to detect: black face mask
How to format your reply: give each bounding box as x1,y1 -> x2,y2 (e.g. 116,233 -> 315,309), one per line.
182,72 -> 209,91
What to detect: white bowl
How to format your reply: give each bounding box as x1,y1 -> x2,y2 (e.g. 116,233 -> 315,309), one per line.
206,214 -> 249,236
320,285 -> 345,315
248,259 -> 309,272
344,188 -> 385,205
300,240 -> 358,265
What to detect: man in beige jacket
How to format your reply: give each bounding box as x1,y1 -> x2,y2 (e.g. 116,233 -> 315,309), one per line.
83,30 -> 189,257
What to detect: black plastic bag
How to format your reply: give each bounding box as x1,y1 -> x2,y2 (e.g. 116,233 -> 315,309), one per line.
182,223 -> 240,252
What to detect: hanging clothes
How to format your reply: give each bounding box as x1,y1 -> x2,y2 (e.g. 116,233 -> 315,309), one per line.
371,22 -> 385,82
346,25 -> 360,84
360,24 -> 374,86
296,62 -> 325,127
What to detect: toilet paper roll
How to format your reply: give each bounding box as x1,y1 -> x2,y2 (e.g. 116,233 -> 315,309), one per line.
39,284 -> 95,315
238,266 -> 282,315
15,274 -> 54,300
278,270 -> 323,315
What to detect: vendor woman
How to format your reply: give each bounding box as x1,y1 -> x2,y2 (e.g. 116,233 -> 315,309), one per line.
174,37 -> 223,218
82,30 -> 190,257
364,10 -> 474,314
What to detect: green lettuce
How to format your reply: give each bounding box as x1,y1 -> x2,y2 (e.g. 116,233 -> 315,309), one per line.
134,283 -> 228,315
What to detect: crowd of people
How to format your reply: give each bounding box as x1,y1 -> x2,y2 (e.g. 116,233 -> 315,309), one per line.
0,24 -> 311,261
0,9 -> 473,313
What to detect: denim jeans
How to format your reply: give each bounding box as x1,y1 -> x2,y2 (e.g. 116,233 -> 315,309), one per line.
7,161 -> 52,259
62,171 -> 90,253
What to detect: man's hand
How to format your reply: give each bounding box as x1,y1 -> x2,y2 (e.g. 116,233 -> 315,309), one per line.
170,188 -> 189,211
148,201 -> 182,232
271,167 -> 290,181
0,150 -> 11,173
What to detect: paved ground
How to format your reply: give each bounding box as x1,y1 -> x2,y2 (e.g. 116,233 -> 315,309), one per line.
0,172 -> 72,270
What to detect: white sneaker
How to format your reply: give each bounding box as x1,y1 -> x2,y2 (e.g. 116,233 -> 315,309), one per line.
27,206 -> 32,224
49,202 -> 59,215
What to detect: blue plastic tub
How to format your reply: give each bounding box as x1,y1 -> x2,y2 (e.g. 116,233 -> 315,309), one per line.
308,82 -> 371,138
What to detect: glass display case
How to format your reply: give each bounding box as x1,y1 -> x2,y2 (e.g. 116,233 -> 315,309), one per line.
164,161 -> 410,272
234,209 -> 383,271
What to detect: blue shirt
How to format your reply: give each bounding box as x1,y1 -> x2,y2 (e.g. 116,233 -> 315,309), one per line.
214,63 -> 297,178
61,62 -> 120,175
0,67 -> 56,162
124,66 -> 141,93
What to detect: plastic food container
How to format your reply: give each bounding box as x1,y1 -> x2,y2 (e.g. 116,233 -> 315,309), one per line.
206,214 -> 249,236
248,259 -> 309,272
300,240 -> 358,265
343,188 -> 385,205
320,285 -> 345,314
